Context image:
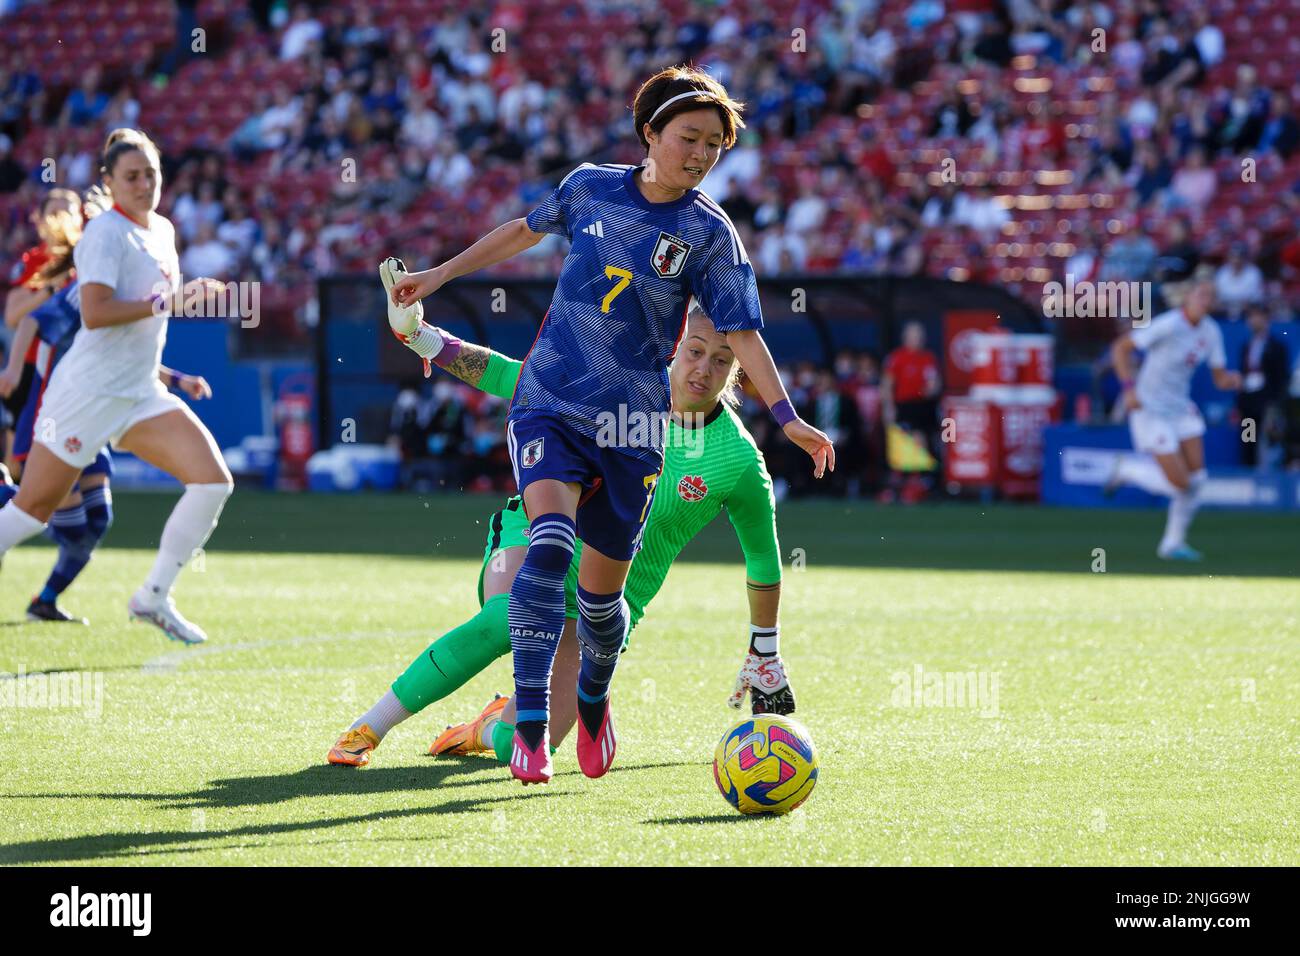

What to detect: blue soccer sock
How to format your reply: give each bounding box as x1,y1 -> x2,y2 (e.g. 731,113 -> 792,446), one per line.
42,505 -> 91,602
575,586 -> 629,737
81,485 -> 114,541
509,512 -> 576,750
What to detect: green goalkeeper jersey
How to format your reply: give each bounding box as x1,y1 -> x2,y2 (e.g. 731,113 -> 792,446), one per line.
478,352 -> 782,628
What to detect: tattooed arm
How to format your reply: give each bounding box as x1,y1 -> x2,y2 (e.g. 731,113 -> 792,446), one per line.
439,341 -> 493,388
436,338 -> 523,400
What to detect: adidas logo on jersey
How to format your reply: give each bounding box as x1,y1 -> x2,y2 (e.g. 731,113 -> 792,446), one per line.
581,221 -> 605,238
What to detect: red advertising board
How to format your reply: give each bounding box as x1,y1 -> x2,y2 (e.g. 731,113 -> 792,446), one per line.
943,396 -> 1058,497
942,310 -> 1001,395
943,396 -> 997,486
996,401 -> 1057,498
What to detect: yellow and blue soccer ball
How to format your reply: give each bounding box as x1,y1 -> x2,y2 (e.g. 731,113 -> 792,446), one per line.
713,715 -> 818,815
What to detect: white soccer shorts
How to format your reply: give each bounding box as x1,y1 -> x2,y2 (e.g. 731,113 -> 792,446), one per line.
34,379 -> 187,469
1128,406 -> 1205,456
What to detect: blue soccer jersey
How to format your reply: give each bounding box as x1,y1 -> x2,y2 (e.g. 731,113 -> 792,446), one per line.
516,162 -> 763,451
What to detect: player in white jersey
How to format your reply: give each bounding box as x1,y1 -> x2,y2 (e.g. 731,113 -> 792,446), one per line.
0,129 -> 233,643
1107,275 -> 1241,559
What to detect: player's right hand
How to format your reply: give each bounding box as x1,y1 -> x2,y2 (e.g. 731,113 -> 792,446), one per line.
1122,388 -> 1141,411
390,266 -> 444,309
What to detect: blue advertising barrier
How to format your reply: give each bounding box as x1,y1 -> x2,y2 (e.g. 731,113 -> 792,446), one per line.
1042,424 -> 1300,511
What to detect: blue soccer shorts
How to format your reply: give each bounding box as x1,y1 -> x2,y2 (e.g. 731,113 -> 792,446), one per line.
506,408 -> 663,561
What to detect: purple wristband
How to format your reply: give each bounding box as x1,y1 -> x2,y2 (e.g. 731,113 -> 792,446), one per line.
430,328 -> 464,370
771,398 -> 797,426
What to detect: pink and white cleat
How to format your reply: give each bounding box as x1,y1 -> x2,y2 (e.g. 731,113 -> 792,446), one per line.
576,698 -> 617,779
509,727 -> 553,785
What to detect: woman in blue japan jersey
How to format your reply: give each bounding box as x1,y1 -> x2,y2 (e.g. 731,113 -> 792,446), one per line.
392,66 -> 834,785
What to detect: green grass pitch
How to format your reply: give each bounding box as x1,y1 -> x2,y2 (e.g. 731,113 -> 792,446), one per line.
1,491 -> 1296,865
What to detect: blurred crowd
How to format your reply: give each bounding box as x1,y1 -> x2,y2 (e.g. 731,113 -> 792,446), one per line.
2,0 -> 1299,350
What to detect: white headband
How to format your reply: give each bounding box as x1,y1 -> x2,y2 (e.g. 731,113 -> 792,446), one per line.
649,89 -> 718,123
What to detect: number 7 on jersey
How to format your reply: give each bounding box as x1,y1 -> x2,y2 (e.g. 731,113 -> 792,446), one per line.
601,266 -> 632,313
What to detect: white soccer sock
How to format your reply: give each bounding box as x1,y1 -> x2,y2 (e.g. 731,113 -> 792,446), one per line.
750,624 -> 780,656
1115,456 -> 1178,497
138,482 -> 232,603
1159,470 -> 1205,553
0,503 -> 48,555
352,690 -> 412,741
478,714 -> 502,749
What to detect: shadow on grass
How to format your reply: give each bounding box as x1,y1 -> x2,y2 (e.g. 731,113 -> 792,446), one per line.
0,760 -> 509,811
0,788 -> 570,864
550,759 -> 705,779
645,812 -> 769,825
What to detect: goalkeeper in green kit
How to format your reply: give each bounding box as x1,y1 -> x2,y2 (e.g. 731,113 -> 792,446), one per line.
328,289 -> 793,769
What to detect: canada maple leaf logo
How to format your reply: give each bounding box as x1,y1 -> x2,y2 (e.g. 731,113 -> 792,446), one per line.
677,475 -> 707,502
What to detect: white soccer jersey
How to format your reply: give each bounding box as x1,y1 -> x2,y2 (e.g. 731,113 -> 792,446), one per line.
1130,308 -> 1225,418
61,207 -> 180,399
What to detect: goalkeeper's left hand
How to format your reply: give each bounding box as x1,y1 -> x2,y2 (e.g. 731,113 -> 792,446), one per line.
379,256 -> 442,377
727,651 -> 796,716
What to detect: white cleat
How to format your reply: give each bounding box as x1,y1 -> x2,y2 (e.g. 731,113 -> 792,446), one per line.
128,592 -> 208,645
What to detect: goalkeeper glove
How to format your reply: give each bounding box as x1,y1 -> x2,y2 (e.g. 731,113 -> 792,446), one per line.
728,651 -> 796,716
379,256 -> 441,377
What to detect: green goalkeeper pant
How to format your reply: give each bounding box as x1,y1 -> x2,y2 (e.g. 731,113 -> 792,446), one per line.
390,593 -> 513,713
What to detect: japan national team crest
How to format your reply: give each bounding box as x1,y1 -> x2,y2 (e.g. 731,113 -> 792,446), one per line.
521,438 -> 544,468
677,474 -> 708,502
652,231 -> 692,278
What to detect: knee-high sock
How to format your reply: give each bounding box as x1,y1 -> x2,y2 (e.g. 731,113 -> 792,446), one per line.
1115,455 -> 1178,497
575,586 -> 629,735
0,503 -> 46,556
82,485 -> 114,540
509,513 -> 576,747
1160,469 -> 1206,552
389,592 -> 511,714
140,482 -> 231,602
42,505 -> 91,601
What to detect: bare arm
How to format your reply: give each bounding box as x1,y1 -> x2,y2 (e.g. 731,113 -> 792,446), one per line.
3,315 -> 38,375
725,328 -> 835,477
80,283 -> 157,329
81,278 -> 226,330
439,341 -> 494,388
438,218 -> 544,282
1212,367 -> 1242,391
5,284 -> 49,329
393,219 -> 545,306
1110,334 -> 1139,385
158,363 -> 212,400
881,372 -> 896,424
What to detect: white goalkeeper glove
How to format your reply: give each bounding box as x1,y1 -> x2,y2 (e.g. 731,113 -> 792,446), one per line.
379,256 -> 442,377
728,651 -> 796,716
